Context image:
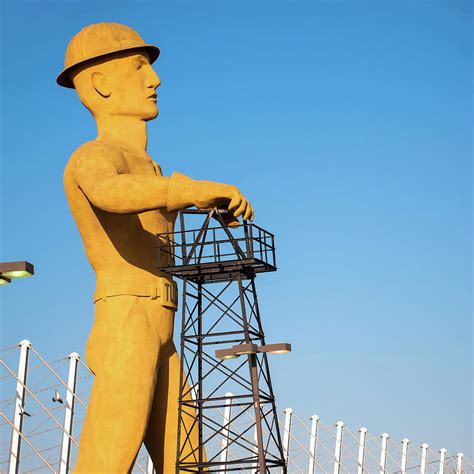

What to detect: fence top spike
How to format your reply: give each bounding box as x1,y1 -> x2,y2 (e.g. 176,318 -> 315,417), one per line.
68,352 -> 80,360
19,339 -> 32,348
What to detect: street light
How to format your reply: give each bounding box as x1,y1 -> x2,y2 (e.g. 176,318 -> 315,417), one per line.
0,276 -> 11,286
215,343 -> 291,360
259,343 -> 292,355
0,261 -> 34,285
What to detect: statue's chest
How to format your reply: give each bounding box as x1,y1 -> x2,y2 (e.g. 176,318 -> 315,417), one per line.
119,151 -> 175,232
121,151 -> 162,177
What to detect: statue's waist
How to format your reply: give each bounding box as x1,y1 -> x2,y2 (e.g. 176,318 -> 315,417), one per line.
94,272 -> 177,309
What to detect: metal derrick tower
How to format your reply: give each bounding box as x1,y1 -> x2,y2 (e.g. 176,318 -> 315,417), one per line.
158,209 -> 288,473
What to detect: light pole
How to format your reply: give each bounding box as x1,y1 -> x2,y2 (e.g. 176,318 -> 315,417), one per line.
0,261 -> 34,285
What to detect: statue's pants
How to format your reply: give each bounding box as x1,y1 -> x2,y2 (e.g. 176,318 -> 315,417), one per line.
73,295 -> 197,474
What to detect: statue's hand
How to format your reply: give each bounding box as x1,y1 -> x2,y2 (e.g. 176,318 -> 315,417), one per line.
167,172 -> 254,222
194,180 -> 254,221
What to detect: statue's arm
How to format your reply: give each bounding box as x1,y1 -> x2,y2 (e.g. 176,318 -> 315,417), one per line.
74,144 -> 253,219
75,150 -> 171,214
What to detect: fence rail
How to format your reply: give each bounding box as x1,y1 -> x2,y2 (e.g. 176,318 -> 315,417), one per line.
1,341 -> 471,473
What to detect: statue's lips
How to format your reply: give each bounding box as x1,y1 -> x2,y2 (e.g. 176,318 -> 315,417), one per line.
147,94 -> 157,101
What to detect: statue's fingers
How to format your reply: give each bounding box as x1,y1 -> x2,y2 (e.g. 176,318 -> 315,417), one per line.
228,192 -> 241,210
233,197 -> 247,217
243,202 -> 252,221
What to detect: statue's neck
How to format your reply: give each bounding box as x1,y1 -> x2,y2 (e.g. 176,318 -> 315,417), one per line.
95,116 -> 148,154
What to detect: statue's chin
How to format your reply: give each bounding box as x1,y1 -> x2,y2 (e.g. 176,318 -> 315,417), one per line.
140,103 -> 159,121
145,109 -> 159,122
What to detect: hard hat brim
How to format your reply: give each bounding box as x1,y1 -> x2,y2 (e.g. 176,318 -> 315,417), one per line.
56,44 -> 160,89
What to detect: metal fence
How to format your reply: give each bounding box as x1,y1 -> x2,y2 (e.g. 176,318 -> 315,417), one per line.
1,340 -> 471,473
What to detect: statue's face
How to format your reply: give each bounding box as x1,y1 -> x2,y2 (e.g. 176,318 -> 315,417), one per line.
106,51 -> 160,121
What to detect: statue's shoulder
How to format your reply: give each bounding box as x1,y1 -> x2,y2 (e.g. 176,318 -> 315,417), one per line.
65,139 -> 126,176
69,139 -> 124,162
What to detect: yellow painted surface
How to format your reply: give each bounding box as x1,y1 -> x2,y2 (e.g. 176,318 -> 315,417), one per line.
59,22 -> 253,473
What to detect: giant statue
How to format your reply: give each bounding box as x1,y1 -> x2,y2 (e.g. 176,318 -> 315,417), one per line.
58,22 -> 253,473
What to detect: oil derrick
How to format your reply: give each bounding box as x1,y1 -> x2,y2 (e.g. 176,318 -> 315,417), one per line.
158,209 -> 289,473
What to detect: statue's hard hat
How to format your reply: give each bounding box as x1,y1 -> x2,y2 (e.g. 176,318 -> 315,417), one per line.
57,22 -> 160,89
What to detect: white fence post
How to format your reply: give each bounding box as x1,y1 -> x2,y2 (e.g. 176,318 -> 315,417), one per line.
282,408 -> 293,472
438,448 -> 447,474
333,421 -> 344,474
251,425 -> 259,474
401,438 -> 410,474
218,392 -> 233,473
8,339 -> 32,474
308,415 -> 319,474
146,455 -> 155,474
456,453 -> 464,474
379,433 -> 389,474
357,427 -> 367,474
420,443 -> 429,474
59,352 -> 80,474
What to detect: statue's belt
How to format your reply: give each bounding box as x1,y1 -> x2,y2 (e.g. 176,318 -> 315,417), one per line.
94,278 -> 178,309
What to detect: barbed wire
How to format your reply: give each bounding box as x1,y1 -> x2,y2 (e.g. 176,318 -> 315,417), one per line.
0,344 -> 22,353
1,343 -> 472,474
0,412 -> 56,472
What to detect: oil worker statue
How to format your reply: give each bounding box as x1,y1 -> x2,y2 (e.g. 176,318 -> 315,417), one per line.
58,22 -> 253,473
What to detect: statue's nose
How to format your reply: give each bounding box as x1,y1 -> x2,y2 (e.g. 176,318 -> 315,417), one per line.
148,69 -> 161,89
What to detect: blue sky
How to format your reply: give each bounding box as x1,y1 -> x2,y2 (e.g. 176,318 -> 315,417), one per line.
1,0 -> 472,457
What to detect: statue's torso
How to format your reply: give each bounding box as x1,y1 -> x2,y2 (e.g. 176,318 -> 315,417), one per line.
64,138 -> 177,289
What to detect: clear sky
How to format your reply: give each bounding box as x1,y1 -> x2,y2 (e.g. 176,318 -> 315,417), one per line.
1,0 -> 472,458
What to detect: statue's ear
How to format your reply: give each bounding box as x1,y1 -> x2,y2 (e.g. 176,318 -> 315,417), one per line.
91,72 -> 111,98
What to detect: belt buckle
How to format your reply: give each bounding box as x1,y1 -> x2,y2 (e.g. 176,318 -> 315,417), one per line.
161,279 -> 178,309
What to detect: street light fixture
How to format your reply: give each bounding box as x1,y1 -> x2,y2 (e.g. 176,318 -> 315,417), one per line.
234,343 -> 259,355
259,343 -> 292,354
0,261 -> 34,285
0,276 -> 11,286
215,342 -> 291,360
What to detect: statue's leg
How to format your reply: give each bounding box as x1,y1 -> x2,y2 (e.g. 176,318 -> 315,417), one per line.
73,296 -> 161,474
144,342 -> 201,474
